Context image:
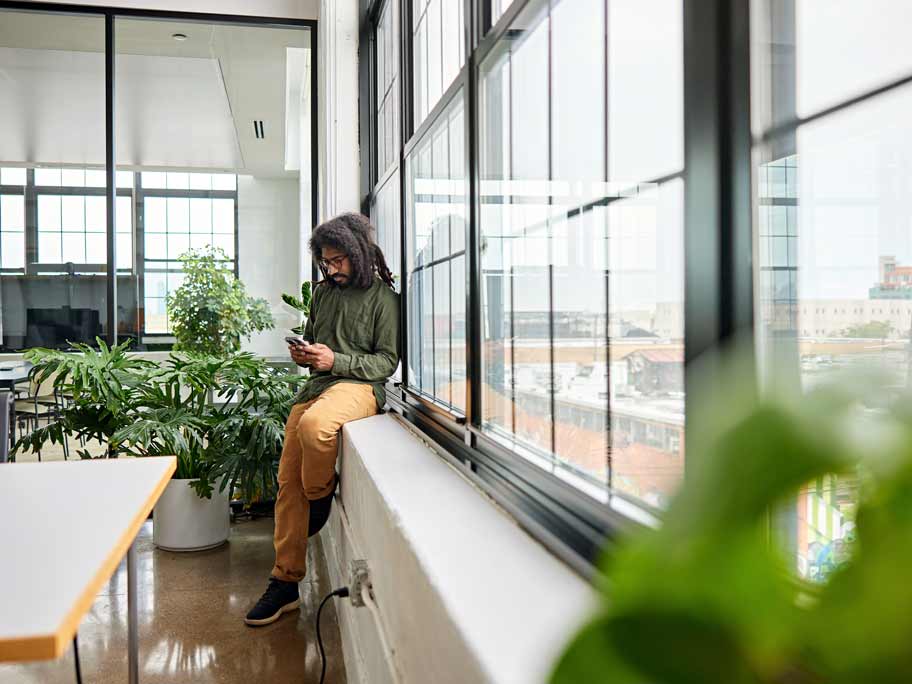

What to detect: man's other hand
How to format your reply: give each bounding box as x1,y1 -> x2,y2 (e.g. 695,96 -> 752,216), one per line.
302,343 -> 335,372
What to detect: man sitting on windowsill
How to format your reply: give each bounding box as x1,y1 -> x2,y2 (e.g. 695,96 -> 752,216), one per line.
245,212 -> 400,627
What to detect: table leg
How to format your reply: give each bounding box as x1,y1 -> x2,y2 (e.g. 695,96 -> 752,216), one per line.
128,541 -> 139,684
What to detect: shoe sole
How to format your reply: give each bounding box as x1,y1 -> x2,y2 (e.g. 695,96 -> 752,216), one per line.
244,598 -> 301,627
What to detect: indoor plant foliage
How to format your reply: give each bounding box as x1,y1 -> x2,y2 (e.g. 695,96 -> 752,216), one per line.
281,280 -> 312,335
14,341 -> 307,503
551,352 -> 912,684
168,247 -> 275,356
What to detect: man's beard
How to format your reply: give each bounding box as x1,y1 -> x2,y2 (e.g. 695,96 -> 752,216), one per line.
331,274 -> 349,287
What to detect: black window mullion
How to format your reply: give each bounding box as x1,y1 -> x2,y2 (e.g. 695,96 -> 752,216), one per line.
105,11 -> 117,346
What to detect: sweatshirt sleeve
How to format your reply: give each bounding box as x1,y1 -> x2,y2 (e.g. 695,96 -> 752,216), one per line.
330,291 -> 400,382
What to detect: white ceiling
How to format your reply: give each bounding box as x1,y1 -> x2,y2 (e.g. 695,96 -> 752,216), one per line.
0,13 -> 311,178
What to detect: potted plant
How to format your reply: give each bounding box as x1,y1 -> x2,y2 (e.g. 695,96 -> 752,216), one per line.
551,355 -> 912,684
168,247 -> 275,356
14,341 -> 307,551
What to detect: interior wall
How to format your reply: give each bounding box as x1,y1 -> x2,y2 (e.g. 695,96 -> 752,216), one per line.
237,175 -> 302,358
26,0 -> 319,20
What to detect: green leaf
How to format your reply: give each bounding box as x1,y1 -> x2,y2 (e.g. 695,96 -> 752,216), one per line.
550,614 -> 647,684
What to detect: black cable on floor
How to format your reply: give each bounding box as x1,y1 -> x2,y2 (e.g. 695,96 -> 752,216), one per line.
316,587 -> 349,684
73,633 -> 83,684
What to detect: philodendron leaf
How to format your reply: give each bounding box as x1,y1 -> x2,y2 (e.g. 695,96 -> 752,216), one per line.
550,613 -> 647,684
282,293 -> 305,310
670,403 -> 854,538
607,609 -> 763,684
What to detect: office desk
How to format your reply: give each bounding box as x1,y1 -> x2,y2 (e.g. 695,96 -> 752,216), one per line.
0,457 -> 177,682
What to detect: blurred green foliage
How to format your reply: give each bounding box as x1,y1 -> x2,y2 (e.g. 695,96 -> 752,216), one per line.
552,349 -> 912,684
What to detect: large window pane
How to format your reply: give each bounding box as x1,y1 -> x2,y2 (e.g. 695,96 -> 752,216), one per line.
412,0 -> 465,129
406,93 -> 467,412
750,0 -> 912,580
117,20 -> 308,350
478,0 -> 684,507
0,10 -> 109,349
375,0 -> 400,178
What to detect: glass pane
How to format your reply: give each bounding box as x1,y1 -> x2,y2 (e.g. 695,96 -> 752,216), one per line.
34,168 -> 62,186
188,173 -> 211,190
1,231 -> 25,270
166,172 -> 190,190
1,195 -> 25,231
212,198 -> 234,234
749,3 -> 912,580
38,195 -> 61,231
38,233 -> 61,263
168,233 -> 190,260
116,196 -> 133,233
757,1 -> 912,129
141,172 -> 167,189
85,196 -> 106,232
478,0 -> 684,505
1,167 -> 27,185
212,232 -> 234,259
190,233 -> 212,250
407,93 -> 467,410
432,261 -> 451,405
144,197 -> 167,232
144,297 -> 168,334
61,196 -> 85,231
116,170 -> 134,188
85,233 -> 106,263
608,0 -> 683,182
189,198 -> 212,233
144,232 -> 167,260
61,233 -> 85,263
61,168 -> 85,187
116,232 -> 133,270
167,197 -> 189,232
113,18 -> 305,345
145,272 -> 167,299
426,0 -> 443,114
211,174 -> 237,191
85,169 -> 106,187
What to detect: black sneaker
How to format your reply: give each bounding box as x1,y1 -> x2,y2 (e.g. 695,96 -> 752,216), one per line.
308,474 -> 339,537
244,578 -> 301,627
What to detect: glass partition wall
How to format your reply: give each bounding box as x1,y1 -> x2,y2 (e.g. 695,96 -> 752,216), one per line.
0,8 -> 315,354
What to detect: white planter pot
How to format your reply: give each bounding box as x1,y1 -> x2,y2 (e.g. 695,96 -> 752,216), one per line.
153,478 -> 230,552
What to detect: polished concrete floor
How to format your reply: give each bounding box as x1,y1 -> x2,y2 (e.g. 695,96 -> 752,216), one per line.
0,517 -> 347,684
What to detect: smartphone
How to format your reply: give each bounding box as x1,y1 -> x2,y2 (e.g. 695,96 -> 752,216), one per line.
285,336 -> 310,347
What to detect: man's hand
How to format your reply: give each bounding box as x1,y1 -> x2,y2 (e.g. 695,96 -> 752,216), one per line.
289,343 -> 311,367
302,343 -> 335,372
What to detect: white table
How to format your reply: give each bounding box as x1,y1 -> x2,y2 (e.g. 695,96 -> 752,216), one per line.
0,457 -> 176,682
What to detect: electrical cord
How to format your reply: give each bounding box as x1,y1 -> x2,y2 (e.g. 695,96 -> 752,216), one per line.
317,587 -> 349,684
73,634 -> 83,684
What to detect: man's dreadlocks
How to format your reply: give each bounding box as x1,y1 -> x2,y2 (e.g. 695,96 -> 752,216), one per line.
309,212 -> 395,290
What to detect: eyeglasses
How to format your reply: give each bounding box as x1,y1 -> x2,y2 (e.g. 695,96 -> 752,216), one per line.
318,254 -> 348,270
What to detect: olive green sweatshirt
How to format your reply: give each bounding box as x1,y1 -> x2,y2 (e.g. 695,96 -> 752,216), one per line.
294,275 -> 400,410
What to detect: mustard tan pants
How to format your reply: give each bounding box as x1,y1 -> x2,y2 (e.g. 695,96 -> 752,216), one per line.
271,382 -> 377,582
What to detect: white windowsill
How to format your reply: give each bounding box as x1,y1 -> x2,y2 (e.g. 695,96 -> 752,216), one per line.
322,413 -> 595,684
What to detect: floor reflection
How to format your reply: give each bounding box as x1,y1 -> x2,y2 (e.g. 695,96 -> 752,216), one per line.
0,518 -> 346,684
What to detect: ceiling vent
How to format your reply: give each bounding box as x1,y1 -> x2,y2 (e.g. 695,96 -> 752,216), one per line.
253,120 -> 265,139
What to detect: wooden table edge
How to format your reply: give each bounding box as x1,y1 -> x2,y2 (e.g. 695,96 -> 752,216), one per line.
0,456 -> 177,662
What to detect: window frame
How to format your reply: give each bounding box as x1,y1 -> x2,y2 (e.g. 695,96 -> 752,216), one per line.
0,1 -> 318,348
358,0 -> 759,577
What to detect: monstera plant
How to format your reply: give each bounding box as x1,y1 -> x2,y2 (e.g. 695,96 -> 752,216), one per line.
552,351 -> 912,684
14,341 -> 307,502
